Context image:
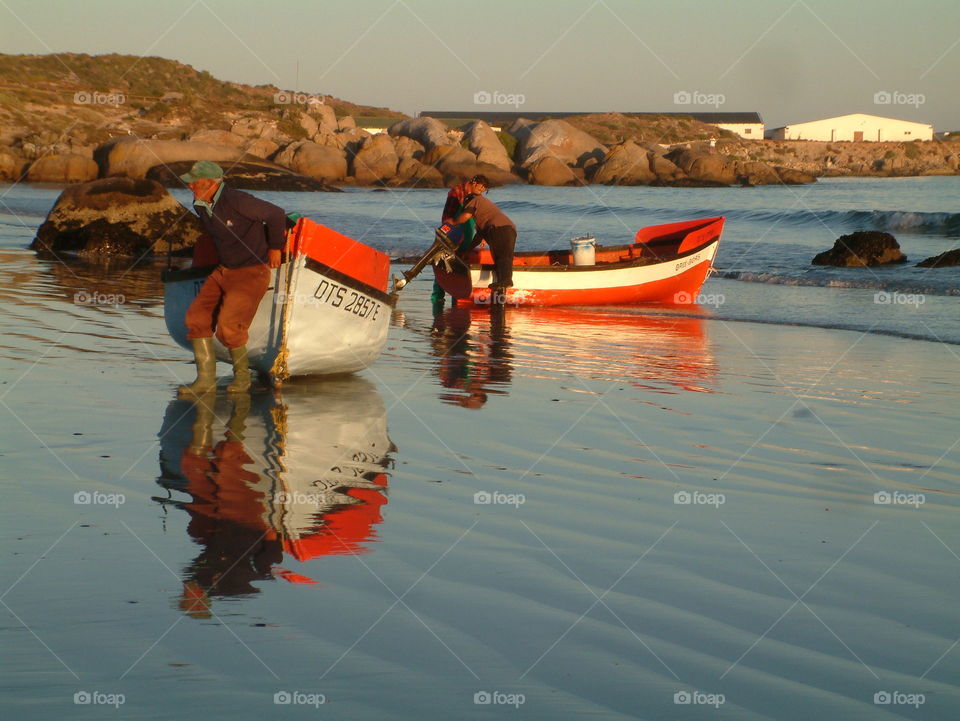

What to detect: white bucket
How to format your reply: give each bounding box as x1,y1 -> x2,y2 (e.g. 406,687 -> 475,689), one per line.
570,236 -> 596,266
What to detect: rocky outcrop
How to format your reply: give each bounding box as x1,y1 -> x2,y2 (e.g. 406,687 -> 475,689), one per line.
145,160 -> 340,192
812,231 -> 907,267
461,120 -> 512,172
734,161 -> 781,186
230,117 -> 278,140
916,248 -> 960,268
516,119 -> 607,170
31,177 -> 202,257
527,156 -> 578,186
189,129 -> 246,148
592,141 -> 656,185
388,117 -> 455,151
273,140 -> 348,181
666,147 -> 737,186
26,154 -> 99,183
97,138 -> 246,178
0,149 -> 25,180
775,167 -> 817,184
351,134 -> 399,183
394,136 -> 425,161
391,158 -> 444,188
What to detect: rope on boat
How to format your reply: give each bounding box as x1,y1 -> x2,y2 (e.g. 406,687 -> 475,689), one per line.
269,226 -> 300,384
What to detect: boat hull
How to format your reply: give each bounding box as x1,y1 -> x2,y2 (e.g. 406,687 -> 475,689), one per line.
433,216 -> 723,307
163,219 -> 395,378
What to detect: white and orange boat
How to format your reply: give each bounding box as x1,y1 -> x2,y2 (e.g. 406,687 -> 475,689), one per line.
406,216 -> 724,307
163,217 -> 394,381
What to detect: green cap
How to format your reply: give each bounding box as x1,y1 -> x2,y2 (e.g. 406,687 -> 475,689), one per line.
179,160 -> 224,184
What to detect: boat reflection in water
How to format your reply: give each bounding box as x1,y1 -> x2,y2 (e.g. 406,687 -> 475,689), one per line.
430,305 -> 717,402
154,377 -> 394,617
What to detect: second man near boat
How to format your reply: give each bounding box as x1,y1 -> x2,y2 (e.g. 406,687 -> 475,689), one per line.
450,175 -> 516,290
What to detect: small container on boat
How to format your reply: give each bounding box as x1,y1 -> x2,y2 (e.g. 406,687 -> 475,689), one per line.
570,236 -> 596,266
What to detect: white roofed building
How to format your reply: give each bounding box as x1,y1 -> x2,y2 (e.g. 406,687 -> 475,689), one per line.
766,113 -> 933,142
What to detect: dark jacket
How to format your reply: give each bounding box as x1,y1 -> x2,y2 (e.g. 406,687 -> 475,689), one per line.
195,186 -> 286,269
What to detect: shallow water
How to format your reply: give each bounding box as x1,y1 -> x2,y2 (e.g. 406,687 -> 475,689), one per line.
1,182 -> 959,719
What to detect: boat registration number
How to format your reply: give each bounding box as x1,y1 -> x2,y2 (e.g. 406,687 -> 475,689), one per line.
313,279 -> 381,321
674,252 -> 703,272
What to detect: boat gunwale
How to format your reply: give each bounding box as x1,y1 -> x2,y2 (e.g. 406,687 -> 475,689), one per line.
469,234 -> 720,274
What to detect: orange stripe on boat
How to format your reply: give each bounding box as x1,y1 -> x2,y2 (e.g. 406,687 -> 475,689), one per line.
290,219 -> 391,293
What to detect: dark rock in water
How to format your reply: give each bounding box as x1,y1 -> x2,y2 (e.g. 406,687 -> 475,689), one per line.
916,248 -> 960,267
31,177 -> 202,258
146,160 -> 342,192
812,231 -> 907,267
775,166 -> 817,184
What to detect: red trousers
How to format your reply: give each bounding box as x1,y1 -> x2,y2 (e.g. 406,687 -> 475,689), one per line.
185,264 -> 271,349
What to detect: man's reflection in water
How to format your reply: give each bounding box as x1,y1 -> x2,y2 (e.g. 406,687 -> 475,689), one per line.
155,381 -> 393,618
430,305 -> 513,409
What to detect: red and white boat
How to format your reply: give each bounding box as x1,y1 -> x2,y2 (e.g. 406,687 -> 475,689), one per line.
430,216 -> 724,307
163,218 -> 395,381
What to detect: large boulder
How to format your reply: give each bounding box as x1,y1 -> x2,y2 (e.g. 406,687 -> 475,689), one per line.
592,141 -> 655,185
244,138 -> 280,159
775,167 -> 817,184
516,119 -> 606,169
527,156 -> 577,186
735,160 -> 781,186
425,147 -> 519,186
812,231 -> 907,267
307,102 -> 338,132
665,148 -> 737,185
0,149 -> 25,180
231,117 -> 277,140
189,129 -> 246,148
273,141 -> 348,181
31,177 -> 202,258
916,248 -> 960,268
318,127 -> 370,157
391,158 -> 445,188
388,117 -> 455,151
648,153 -> 686,183
394,136 -> 425,161
337,116 -> 357,131
145,160 -> 340,192
351,134 -> 399,183
97,138 -> 247,178
461,120 -> 512,172
26,154 -> 99,183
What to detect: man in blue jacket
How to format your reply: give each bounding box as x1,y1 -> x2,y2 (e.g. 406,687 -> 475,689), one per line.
177,161 -> 286,396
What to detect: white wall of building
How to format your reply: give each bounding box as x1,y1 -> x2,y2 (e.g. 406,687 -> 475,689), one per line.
768,114 -> 932,142
715,123 -> 764,139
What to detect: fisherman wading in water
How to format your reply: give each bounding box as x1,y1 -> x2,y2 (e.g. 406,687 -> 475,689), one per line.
177,161 -> 286,396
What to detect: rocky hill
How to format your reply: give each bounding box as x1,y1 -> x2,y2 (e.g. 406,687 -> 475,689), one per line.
1,53 -> 958,189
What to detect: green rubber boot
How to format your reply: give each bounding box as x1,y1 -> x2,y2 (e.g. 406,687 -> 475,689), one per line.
178,338 -> 217,397
225,346 -> 251,393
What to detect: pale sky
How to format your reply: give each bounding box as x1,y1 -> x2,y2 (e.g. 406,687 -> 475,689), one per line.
1,0 -> 958,129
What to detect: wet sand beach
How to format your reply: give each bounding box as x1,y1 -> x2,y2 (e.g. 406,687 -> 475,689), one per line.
1,225 -> 958,719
